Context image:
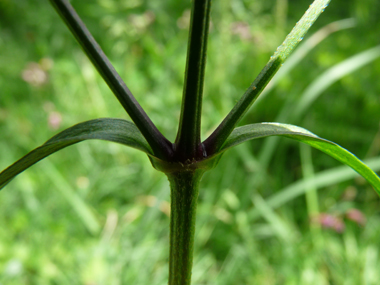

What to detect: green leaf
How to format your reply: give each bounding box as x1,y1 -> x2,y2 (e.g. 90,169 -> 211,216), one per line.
221,123 -> 380,195
0,118 -> 153,189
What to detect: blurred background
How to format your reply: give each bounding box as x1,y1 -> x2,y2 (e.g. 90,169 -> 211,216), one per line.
1,0 -> 380,283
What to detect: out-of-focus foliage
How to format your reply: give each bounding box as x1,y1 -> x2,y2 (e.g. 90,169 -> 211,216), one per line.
0,0 -> 379,283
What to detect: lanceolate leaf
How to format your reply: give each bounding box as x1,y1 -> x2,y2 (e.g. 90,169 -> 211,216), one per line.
221,123 -> 380,195
0,118 -> 153,189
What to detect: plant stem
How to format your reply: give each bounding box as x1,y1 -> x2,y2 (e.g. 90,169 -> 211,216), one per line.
203,0 -> 332,155
167,170 -> 204,285
203,57 -> 282,154
175,0 -> 212,161
49,0 -> 173,160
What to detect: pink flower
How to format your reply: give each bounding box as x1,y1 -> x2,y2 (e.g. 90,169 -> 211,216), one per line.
346,208 -> 366,226
313,213 -> 345,233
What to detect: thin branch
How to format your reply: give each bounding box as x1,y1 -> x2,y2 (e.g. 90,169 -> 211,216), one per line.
49,0 -> 173,159
203,0 -> 331,155
203,57 -> 282,155
175,0 -> 212,161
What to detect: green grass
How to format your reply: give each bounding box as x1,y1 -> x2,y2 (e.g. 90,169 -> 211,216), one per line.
1,0 -> 380,283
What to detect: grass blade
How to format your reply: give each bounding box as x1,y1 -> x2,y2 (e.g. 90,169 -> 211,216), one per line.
293,45 -> 380,119
42,160 -> 101,235
248,156 -> 380,220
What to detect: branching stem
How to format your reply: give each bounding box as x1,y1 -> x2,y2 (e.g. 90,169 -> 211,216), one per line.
175,0 -> 212,161
203,0 -> 331,155
49,0 -> 173,160
203,58 -> 283,154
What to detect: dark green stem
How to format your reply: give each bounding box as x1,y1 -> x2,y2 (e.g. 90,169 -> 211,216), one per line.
175,0 -> 212,161
167,170 -> 204,285
203,57 -> 283,155
49,0 -> 173,160
203,0 -> 331,156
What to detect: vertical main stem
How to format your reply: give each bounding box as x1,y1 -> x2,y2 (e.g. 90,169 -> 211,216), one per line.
167,170 -> 204,285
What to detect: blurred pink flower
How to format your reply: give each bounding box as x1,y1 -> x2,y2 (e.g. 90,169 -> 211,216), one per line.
231,22 -> 252,40
313,213 -> 345,233
21,58 -> 53,87
346,208 -> 366,226
48,111 -> 62,130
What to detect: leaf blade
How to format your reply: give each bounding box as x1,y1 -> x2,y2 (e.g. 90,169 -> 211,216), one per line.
221,123 -> 380,195
0,118 -> 152,189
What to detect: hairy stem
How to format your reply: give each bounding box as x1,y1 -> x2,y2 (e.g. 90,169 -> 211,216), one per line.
167,170 -> 204,285
175,0 -> 212,161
